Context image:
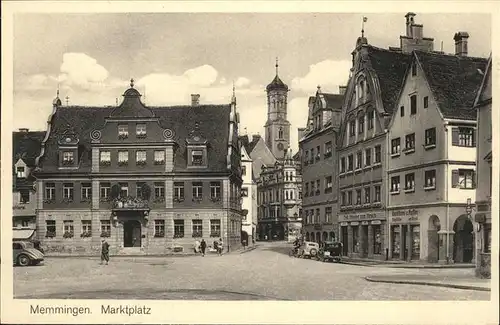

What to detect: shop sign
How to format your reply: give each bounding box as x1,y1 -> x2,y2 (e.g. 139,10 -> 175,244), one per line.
340,222 -> 349,226
13,205 -> 26,210
361,221 -> 369,225
391,209 -> 418,217
339,212 -> 383,222
350,221 -> 359,226
371,220 -> 382,225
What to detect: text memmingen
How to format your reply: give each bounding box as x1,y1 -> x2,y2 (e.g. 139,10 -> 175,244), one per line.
30,305 -> 91,316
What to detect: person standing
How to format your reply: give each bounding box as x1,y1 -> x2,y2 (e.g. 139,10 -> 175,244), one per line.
194,240 -> 200,254
218,238 -> 224,256
100,239 -> 110,265
200,239 -> 207,257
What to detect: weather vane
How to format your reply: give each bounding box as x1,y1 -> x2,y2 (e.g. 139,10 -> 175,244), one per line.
362,16 -> 368,38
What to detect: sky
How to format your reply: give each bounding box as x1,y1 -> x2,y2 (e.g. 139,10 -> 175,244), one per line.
13,12 -> 491,153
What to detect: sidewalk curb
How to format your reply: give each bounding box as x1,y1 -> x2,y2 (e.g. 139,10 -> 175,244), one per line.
341,261 -> 475,269
364,276 -> 491,292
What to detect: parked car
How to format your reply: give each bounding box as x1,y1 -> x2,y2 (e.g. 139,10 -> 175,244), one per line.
299,241 -> 320,259
316,241 -> 343,263
13,241 -> 44,266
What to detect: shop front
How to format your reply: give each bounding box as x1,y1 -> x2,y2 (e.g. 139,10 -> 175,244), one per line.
389,209 -> 420,261
338,211 -> 386,260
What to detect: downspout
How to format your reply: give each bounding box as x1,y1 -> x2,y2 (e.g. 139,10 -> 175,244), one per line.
444,122 -> 450,263
384,128 -> 390,260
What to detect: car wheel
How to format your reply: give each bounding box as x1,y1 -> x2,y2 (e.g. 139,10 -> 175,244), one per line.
310,249 -> 317,257
17,254 -> 31,267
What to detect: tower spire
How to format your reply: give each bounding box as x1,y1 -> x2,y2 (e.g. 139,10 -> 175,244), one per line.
361,16 -> 368,38
275,57 -> 279,76
231,81 -> 237,104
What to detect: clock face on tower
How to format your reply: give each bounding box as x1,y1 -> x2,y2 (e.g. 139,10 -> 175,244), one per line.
277,143 -> 284,151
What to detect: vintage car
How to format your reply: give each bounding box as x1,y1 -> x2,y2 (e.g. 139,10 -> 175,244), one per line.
299,241 -> 320,259
13,241 -> 44,266
316,241 -> 343,263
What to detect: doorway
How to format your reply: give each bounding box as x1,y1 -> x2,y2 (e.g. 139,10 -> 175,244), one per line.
124,220 -> 142,247
361,225 -> 369,257
427,215 -> 441,262
341,226 -> 348,256
401,225 -> 408,260
453,215 -> 474,263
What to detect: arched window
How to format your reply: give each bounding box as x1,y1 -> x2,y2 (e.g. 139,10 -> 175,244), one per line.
358,80 -> 364,99
285,191 -> 289,200
278,127 -> 284,139
358,114 -> 365,134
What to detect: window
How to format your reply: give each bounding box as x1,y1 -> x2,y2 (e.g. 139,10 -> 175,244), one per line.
100,151 -> 111,164
192,219 -> 203,237
63,183 -> 74,200
136,182 -> 146,199
374,185 -> 381,202
304,150 -> 309,165
44,183 -> 56,201
278,127 -> 284,139
81,183 -> 92,200
423,96 -> 429,108
356,189 -> 362,205
391,176 -> 400,193
324,141 -> 333,158
325,207 -> 332,223
136,150 -> 147,164
352,226 -> 359,253
400,106 -> 405,117
119,182 -> 129,197
154,182 -> 165,200
154,150 -> 165,165
174,220 -> 184,238
315,146 -> 321,161
484,224 -> 491,253
325,176 -> 333,193
358,80 -> 365,99
391,138 -> 401,156
341,192 -> 346,206
210,219 -> 221,237
16,166 -> 26,178
367,111 -> 374,130
136,124 -> 147,137
365,148 -> 371,166
373,225 -> 382,254
374,145 -> 381,164
410,95 -> 417,115
192,150 -> 203,165
118,124 -> 128,138
309,148 -> 315,164
101,220 -> 111,237
358,115 -> 364,134
356,151 -> 362,169
349,120 -> 356,136
425,128 -> 436,147
210,181 -> 221,200
347,190 -> 353,205
81,220 -> 92,236
242,165 -> 247,176
62,151 -> 74,165
453,169 -> 475,189
364,187 -> 371,204
424,170 -> 436,189
391,226 -> 400,255
304,183 -> 309,197
405,133 -> 415,152
453,127 -> 475,147
405,173 -> 415,191
154,220 -> 165,237
315,180 -> 320,195
118,151 -> 129,165
46,220 -> 56,238
100,182 -> 110,200
15,189 -> 30,205
347,154 -> 354,171
63,220 -> 74,236
340,157 -> 346,173
241,187 -> 248,197
411,61 -> 417,76
192,182 -> 203,200
315,208 -> 320,223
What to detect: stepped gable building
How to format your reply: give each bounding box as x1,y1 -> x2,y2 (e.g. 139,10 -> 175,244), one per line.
34,80 -> 244,255
12,129 -> 46,238
474,55 -> 492,278
337,13 -> 436,260
255,60 -> 302,241
387,39 -> 488,264
300,87 -> 343,244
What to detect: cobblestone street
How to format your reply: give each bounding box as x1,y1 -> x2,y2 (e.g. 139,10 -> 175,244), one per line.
14,242 -> 489,300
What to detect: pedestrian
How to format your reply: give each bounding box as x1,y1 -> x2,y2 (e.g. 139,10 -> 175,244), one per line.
100,239 -> 110,265
200,239 -> 207,257
218,238 -> 224,256
194,239 -> 200,253
242,239 -> 247,250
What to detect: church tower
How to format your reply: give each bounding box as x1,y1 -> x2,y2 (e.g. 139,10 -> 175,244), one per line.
264,58 -> 291,160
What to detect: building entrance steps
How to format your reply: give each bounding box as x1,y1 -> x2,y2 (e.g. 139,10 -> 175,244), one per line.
365,274 -> 491,292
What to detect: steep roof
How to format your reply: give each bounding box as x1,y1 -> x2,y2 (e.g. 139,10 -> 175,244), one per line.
238,134 -> 261,155
13,131 -> 45,167
266,74 -> 289,92
37,104 -> 231,174
415,50 -> 488,120
321,93 -> 343,109
366,46 -> 412,114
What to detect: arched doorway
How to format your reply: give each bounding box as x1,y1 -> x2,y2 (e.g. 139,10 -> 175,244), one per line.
427,215 -> 441,262
124,220 -> 142,247
305,232 -> 310,241
453,215 -> 474,263
310,232 -> 315,242
241,231 -> 249,245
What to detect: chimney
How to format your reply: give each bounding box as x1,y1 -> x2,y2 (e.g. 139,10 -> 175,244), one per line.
339,85 -> 347,95
191,94 -> 200,106
411,24 -> 423,39
405,12 -> 416,37
19,128 -> 29,133
454,32 -> 469,56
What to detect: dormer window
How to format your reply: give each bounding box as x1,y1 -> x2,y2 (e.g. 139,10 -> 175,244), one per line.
191,150 -> 204,166
16,166 -> 26,178
136,124 -> 147,138
118,124 -> 128,139
62,151 -> 74,165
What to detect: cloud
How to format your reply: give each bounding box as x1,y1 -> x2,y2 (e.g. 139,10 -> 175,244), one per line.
291,59 -> 351,94
182,65 -> 218,87
235,77 -> 251,88
59,53 -> 109,90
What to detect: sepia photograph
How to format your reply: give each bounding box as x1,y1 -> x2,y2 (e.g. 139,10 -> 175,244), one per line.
1,1 -> 498,324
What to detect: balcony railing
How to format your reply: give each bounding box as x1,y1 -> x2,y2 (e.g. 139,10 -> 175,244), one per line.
112,196 -> 150,210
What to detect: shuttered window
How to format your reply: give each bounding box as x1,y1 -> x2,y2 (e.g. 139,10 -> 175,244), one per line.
452,127 -> 476,147
451,169 -> 475,189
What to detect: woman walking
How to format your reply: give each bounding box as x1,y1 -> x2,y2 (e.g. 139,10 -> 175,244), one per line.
218,238 -> 224,256
100,239 -> 110,265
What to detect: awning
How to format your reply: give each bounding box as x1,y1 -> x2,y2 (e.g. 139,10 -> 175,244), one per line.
12,229 -> 35,240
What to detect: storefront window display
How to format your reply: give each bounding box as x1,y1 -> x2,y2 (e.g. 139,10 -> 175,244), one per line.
411,225 -> 420,259
391,226 -> 400,256
373,225 -> 382,254
352,226 -> 359,253
484,224 -> 491,253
